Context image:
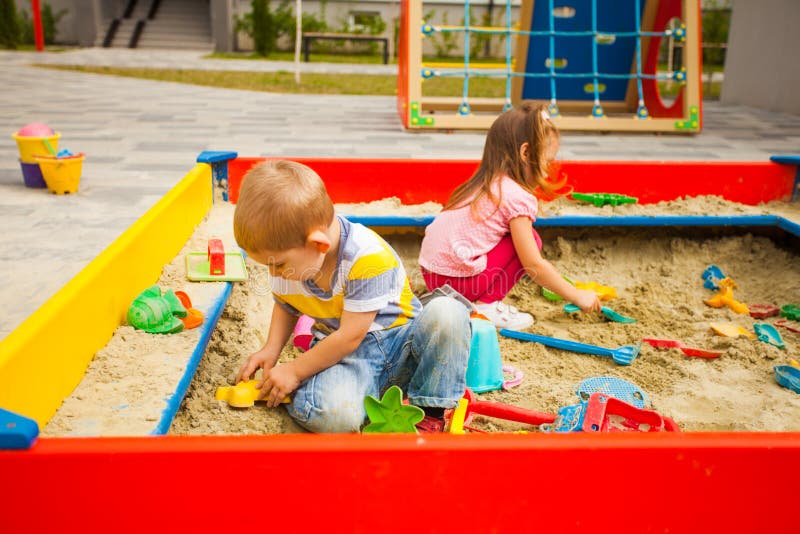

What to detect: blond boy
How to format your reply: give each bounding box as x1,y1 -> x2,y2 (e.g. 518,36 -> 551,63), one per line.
234,160 -> 470,433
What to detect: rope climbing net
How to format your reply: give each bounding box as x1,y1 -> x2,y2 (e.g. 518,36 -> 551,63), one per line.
419,0 -> 688,119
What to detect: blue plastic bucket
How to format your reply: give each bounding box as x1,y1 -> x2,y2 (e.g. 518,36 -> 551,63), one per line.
19,160 -> 46,188
466,318 -> 505,393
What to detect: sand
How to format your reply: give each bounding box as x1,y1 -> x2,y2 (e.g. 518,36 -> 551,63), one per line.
44,196 -> 800,436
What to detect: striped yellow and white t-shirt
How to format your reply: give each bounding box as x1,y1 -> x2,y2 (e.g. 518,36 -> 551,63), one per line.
272,216 -> 421,337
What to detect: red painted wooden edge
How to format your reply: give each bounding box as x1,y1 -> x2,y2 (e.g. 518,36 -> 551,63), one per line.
1,432 -> 797,532
227,157 -> 795,206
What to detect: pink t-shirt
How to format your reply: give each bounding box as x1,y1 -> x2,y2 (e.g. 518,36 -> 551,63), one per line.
419,175 -> 538,277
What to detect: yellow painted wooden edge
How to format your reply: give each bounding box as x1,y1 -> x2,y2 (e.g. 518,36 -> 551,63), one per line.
0,163 -> 213,426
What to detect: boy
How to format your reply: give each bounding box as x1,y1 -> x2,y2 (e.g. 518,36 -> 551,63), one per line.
233,160 -> 470,433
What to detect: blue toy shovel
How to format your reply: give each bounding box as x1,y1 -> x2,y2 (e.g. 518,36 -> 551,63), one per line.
499,329 -> 640,366
773,365 -> 800,394
563,303 -> 637,324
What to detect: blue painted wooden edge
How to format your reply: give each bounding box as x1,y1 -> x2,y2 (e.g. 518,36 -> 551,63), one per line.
152,281 -> 233,435
197,151 -> 238,164
769,155 -> 800,165
0,407 -> 39,450
345,214 -> 782,228
777,217 -> 800,238
770,154 -> 800,202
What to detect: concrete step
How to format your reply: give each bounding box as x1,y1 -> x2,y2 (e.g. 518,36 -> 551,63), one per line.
100,0 -> 213,50
136,40 -> 213,50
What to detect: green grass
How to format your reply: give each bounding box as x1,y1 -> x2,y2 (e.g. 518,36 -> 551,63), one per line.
5,44 -> 71,52
206,50 -> 392,65
34,64 -> 510,98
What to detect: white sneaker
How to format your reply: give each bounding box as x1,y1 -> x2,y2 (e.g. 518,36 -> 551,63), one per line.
474,301 -> 534,330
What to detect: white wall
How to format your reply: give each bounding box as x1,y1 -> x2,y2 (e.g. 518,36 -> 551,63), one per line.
721,0 -> 800,114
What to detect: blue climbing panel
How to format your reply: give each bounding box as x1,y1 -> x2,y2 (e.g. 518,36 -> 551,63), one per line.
520,0 -> 648,102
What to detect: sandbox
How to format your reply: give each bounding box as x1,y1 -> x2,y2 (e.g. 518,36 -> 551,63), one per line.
1,153 -> 798,531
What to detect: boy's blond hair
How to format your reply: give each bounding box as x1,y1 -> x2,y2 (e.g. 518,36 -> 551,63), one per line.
234,160 -> 334,252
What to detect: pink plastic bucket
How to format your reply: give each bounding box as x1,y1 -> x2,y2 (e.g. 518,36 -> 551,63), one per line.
293,315 -> 315,351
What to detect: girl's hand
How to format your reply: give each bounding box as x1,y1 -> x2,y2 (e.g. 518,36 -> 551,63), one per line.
236,348 -> 277,384
259,364 -> 301,408
572,289 -> 602,313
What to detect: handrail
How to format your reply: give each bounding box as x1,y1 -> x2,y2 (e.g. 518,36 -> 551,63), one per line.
122,0 -> 137,18
147,0 -> 162,20
129,19 -> 146,48
102,18 -> 120,47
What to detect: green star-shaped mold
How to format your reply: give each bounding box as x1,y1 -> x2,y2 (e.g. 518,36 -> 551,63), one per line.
363,385 -> 424,433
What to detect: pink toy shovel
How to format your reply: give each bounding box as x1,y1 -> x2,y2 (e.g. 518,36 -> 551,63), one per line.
642,338 -> 723,359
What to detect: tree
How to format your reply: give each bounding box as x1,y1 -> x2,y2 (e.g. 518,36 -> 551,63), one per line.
0,0 -> 20,49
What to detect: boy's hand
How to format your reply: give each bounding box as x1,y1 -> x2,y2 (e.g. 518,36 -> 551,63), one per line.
259,364 -> 301,408
236,348 -> 278,384
572,289 -> 602,313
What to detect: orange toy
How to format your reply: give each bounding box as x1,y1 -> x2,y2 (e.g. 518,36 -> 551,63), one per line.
704,278 -> 749,315
174,290 -> 204,329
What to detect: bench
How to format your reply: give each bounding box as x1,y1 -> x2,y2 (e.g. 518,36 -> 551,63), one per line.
301,32 -> 390,64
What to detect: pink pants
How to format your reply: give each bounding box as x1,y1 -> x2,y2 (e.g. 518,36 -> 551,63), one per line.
422,229 -> 542,303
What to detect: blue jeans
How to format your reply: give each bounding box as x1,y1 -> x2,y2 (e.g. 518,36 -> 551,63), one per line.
286,297 -> 471,433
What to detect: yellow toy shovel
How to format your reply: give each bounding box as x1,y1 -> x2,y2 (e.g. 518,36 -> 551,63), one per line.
215,380 -> 290,408
709,323 -> 757,339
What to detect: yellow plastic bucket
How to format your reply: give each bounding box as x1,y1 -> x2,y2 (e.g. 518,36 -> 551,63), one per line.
34,153 -> 85,195
12,132 -> 61,163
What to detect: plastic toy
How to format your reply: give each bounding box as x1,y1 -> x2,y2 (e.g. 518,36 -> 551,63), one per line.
363,385 -> 424,433
701,265 -> 726,291
791,359 -> 800,369
127,286 -> 187,334
543,377 -> 650,433
571,192 -> 638,207
448,398 -> 469,435
704,278 -> 749,315
749,304 -> 780,319
185,239 -> 247,282
574,281 -> 618,300
292,315 -> 314,351
575,377 -> 649,408
172,291 -> 204,329
467,317 -> 504,393
33,153 -> 86,195
499,329 -> 639,366
563,303 -> 636,324
541,276 -> 573,301
780,304 -> 800,321
0,407 -> 39,450
543,278 -> 617,302
753,323 -> 785,350
642,338 -> 723,359
458,388 -> 555,427
773,366 -> 800,394
16,123 -> 54,137
709,323 -> 757,339
215,380 -> 290,408
544,403 -> 588,433
774,319 -> 800,334
582,393 -> 671,433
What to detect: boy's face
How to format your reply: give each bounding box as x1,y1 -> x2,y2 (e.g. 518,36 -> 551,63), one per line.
248,242 -> 326,281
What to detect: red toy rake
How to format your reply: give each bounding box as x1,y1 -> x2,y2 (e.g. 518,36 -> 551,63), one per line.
642,338 -> 723,359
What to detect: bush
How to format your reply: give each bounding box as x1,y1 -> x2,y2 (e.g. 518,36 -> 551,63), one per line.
237,0 -> 328,54
0,0 -> 20,48
16,3 -> 67,45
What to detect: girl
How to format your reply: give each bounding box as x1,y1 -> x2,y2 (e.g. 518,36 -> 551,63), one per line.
419,102 -> 601,329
